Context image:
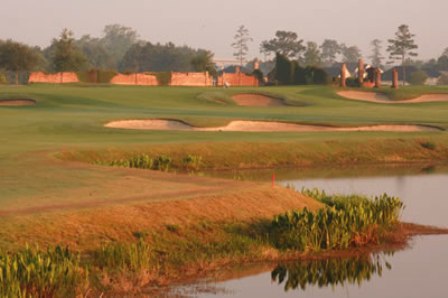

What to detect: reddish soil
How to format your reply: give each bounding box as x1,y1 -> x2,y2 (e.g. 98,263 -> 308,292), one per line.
0,99 -> 36,106
232,94 -> 285,106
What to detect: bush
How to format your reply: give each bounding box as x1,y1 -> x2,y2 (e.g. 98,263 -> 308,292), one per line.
0,72 -> 7,84
274,53 -> 330,85
345,77 -> 360,87
407,70 -> 428,85
154,72 -> 172,86
274,53 -> 296,85
77,69 -> 117,83
252,69 -> 264,85
437,73 -> 448,85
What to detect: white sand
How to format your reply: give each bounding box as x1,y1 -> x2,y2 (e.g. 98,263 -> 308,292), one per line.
338,91 -> 448,104
105,119 -> 440,132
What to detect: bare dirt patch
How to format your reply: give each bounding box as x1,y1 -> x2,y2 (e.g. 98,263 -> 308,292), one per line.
0,99 -> 36,106
105,119 -> 441,132
338,91 -> 448,104
232,94 -> 285,106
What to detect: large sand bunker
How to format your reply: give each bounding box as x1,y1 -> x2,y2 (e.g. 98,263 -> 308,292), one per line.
232,94 -> 285,106
0,99 -> 36,106
105,119 -> 440,132
338,91 -> 448,104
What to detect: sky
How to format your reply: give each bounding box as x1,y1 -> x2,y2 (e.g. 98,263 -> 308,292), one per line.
1,0 -> 447,62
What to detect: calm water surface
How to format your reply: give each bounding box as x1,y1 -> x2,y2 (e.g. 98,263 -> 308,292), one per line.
173,165 -> 448,298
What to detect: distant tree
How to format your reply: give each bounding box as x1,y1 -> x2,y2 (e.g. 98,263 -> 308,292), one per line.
120,41 -> 214,73
191,50 -> 216,76
302,41 -> 321,67
341,44 -> 362,63
101,24 -> 138,68
0,40 -> 39,84
274,52 -> 295,85
76,35 -> 113,69
437,48 -> 448,70
260,31 -> 305,60
319,39 -> 341,66
387,24 -> 418,85
407,70 -> 427,85
231,25 -> 253,66
50,29 -> 86,72
369,39 -> 384,67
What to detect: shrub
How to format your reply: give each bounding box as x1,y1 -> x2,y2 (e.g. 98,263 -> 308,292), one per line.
407,70 -> 428,85
77,69 -> 117,83
154,72 -> 172,86
345,77 -> 360,87
437,73 -> 448,85
0,72 -> 7,84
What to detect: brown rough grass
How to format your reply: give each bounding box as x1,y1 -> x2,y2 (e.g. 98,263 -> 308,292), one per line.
0,185 -> 322,251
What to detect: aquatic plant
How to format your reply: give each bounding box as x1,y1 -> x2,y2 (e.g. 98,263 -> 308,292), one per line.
93,239 -> 153,273
0,245 -> 88,297
182,154 -> 203,171
153,155 -> 172,172
270,190 -> 404,251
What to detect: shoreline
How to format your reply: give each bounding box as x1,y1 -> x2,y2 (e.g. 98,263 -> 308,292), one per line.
113,222 -> 448,296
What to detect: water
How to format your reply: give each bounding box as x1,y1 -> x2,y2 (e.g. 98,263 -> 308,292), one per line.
172,165 -> 448,298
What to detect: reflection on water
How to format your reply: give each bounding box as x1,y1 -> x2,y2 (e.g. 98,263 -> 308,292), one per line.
186,237 -> 448,298
176,165 -> 448,298
271,254 -> 392,292
207,164 -> 448,227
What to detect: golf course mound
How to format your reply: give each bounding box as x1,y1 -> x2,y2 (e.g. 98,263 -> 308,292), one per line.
0,99 -> 36,106
232,93 -> 285,106
338,91 -> 448,104
105,119 -> 441,132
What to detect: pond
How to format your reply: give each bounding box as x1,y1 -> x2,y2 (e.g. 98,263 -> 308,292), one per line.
170,164 -> 448,298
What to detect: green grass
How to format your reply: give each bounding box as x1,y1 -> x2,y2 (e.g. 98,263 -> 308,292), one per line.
1,84 -> 448,207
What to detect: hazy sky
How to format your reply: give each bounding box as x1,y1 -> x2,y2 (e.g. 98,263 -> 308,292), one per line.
1,0 -> 447,61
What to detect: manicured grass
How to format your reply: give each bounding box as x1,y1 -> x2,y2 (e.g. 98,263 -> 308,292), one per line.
1,84 -> 448,208
2,84 -> 448,294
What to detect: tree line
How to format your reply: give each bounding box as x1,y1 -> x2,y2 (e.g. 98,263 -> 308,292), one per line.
0,24 -> 215,84
1,23 -> 448,85
232,24 -> 448,85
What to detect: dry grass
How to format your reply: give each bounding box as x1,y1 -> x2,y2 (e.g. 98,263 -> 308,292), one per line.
0,185 -> 322,251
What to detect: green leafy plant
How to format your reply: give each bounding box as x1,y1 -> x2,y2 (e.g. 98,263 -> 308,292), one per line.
270,190 -> 403,251
182,154 -> 203,171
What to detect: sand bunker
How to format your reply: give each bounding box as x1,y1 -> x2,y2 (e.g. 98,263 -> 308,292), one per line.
0,99 -> 36,106
105,119 -> 440,132
338,91 -> 448,104
232,94 -> 285,106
